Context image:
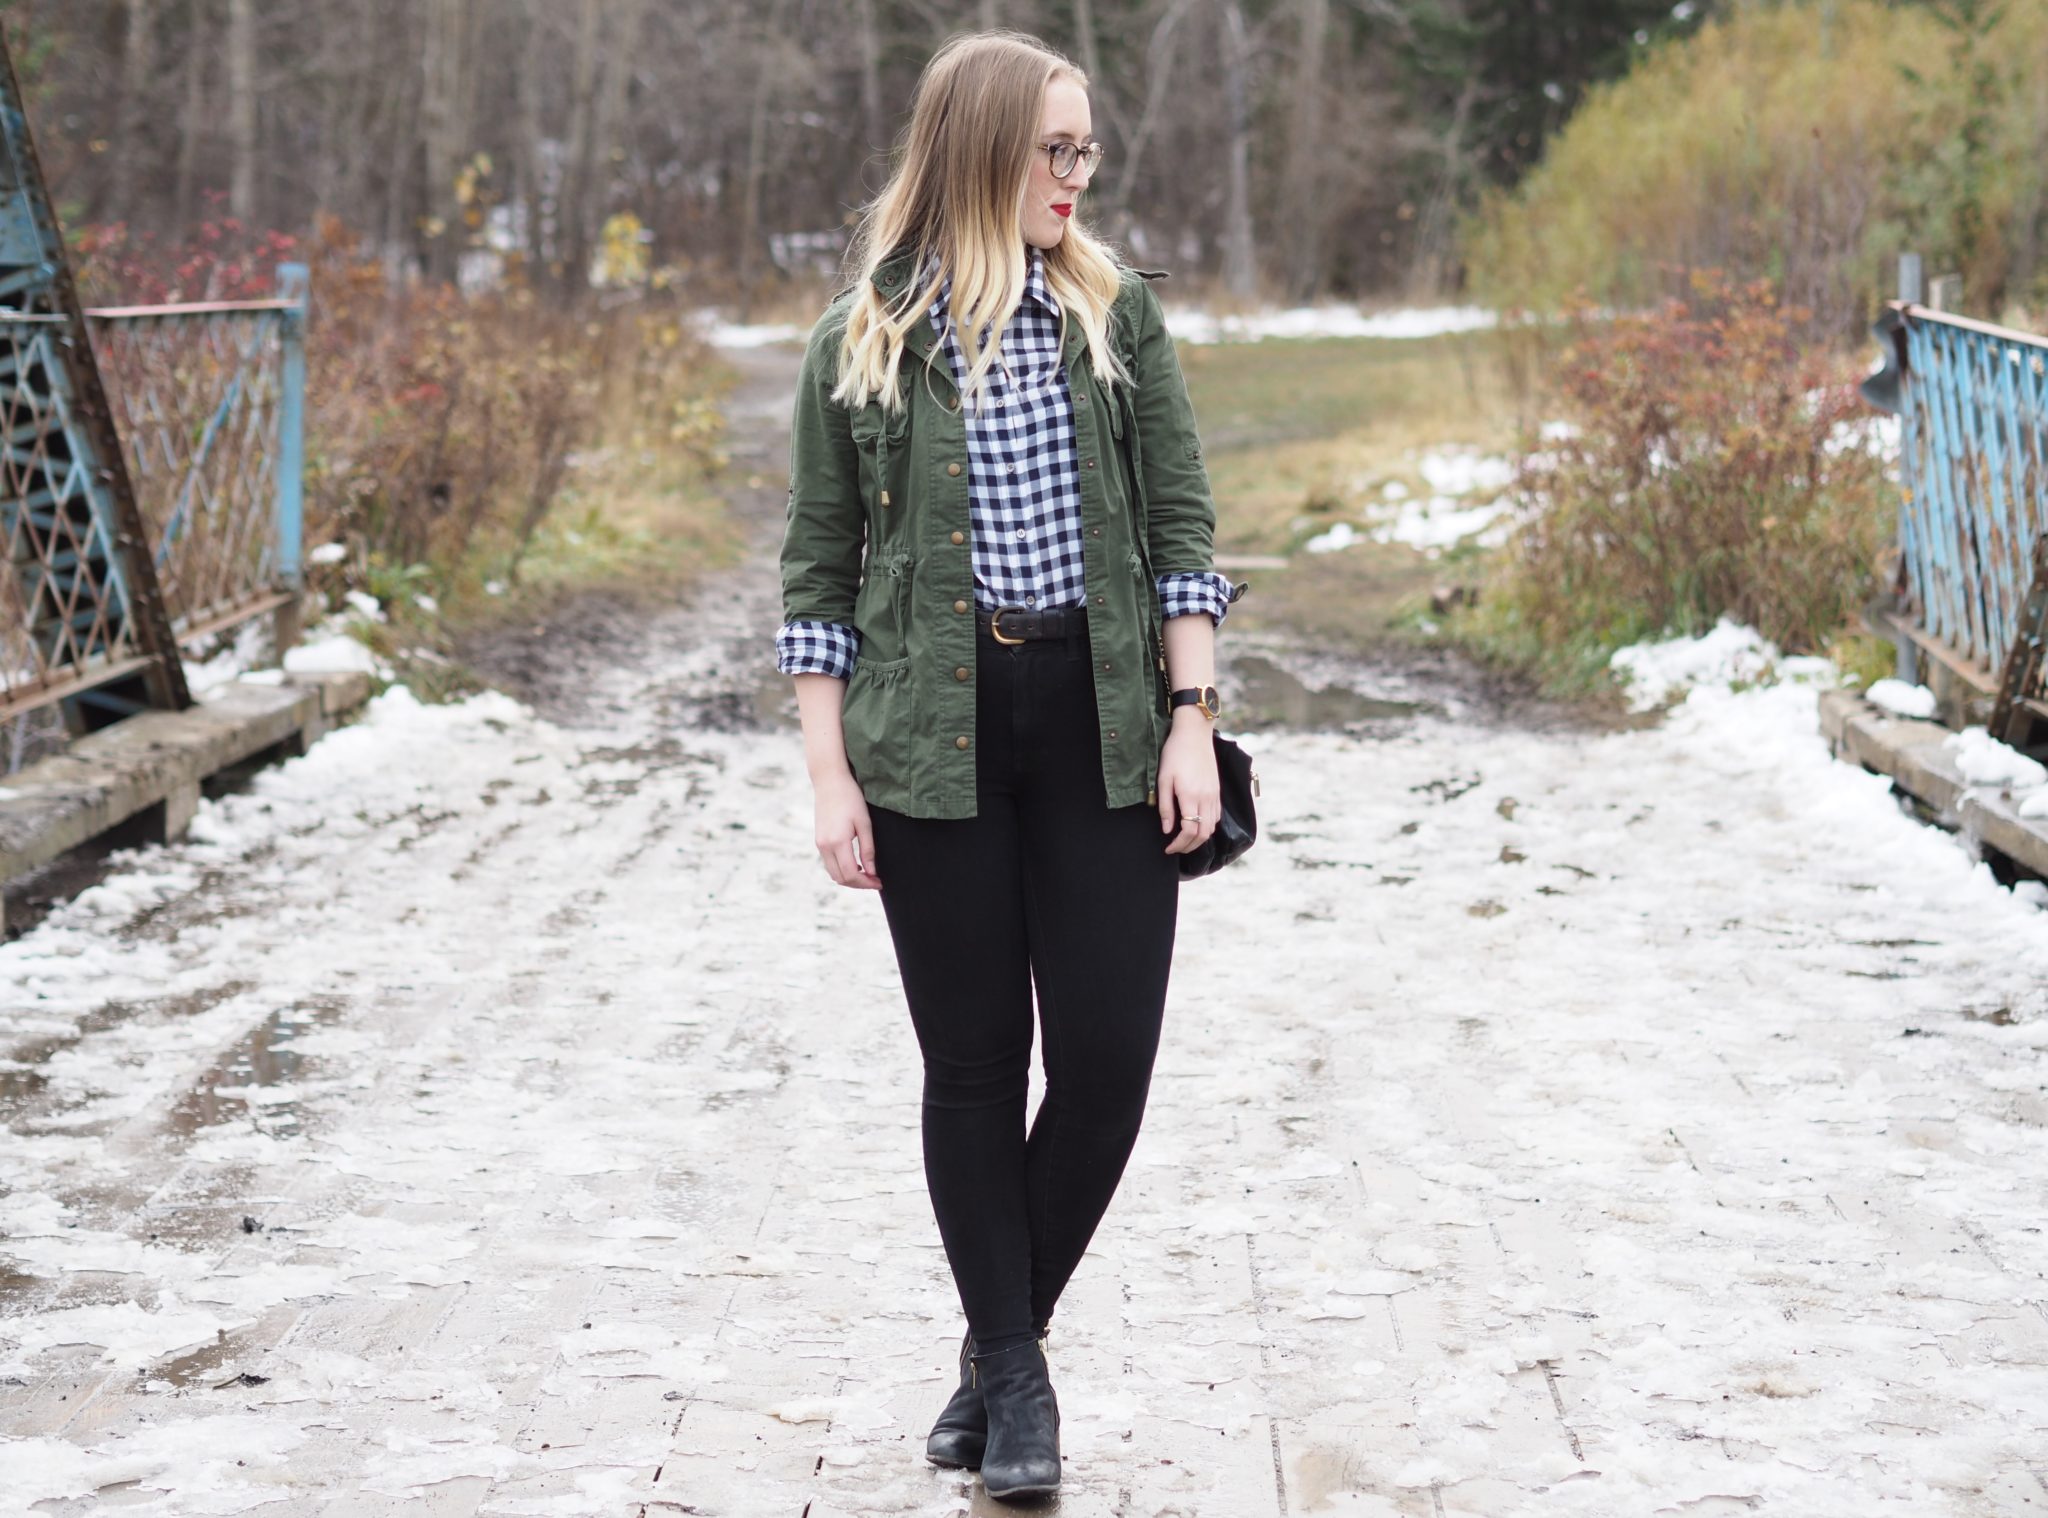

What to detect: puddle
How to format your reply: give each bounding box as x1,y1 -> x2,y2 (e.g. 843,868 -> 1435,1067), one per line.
163,996 -> 348,1141
1229,654 -> 1434,731
698,672 -> 803,733
154,1323 -> 279,1389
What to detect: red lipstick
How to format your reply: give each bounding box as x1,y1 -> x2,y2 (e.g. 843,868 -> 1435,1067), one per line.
1051,203 -> 1073,218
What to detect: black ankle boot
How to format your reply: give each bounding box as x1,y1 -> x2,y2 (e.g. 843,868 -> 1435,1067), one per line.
970,1336 -> 1060,1501
924,1327 -> 985,1468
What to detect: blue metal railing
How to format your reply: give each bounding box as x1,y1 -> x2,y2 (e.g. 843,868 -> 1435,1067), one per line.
86,265 -> 309,644
1,17 -> 307,735
1864,299 -> 2048,711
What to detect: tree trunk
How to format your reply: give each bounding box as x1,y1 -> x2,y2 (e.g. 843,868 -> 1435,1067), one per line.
1108,0 -> 1190,251
1280,0 -> 1329,301
419,0 -> 469,283
111,0 -> 156,221
380,7 -> 424,274
854,0 -> 883,187
559,0 -> 603,291
1219,0 -> 1257,298
1407,71 -> 1480,302
1074,0 -> 1103,81
174,3 -> 207,224
516,0 -> 548,269
585,0 -> 648,267
736,0 -> 789,322
226,0 -> 256,221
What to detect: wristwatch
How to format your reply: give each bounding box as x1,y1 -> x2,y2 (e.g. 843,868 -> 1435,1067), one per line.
1169,684 -> 1222,720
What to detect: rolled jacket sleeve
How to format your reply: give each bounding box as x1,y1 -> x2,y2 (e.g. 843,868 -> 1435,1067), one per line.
776,308 -> 866,665
775,619 -> 861,679
1157,570 -> 1234,625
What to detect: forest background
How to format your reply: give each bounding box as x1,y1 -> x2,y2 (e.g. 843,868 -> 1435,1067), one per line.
6,0 -> 2047,709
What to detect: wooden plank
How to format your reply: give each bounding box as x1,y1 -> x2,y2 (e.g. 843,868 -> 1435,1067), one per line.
0,670 -> 374,880
1820,689 -> 2048,878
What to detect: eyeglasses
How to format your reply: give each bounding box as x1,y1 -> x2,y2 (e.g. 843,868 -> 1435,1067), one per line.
1040,140 -> 1105,180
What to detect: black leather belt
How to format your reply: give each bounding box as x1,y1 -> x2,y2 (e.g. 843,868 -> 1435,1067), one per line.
975,602 -> 1089,644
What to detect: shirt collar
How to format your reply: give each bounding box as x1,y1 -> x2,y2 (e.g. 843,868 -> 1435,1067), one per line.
921,244 -> 1060,319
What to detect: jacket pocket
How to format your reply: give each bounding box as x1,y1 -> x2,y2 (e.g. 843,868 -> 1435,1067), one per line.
885,548 -> 915,631
849,400 -> 910,514
853,548 -> 915,663
840,652 -> 913,790
1127,549 -> 1168,714
1112,383 -> 1147,543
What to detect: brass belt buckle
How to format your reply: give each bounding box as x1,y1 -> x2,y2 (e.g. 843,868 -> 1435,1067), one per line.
989,603 -> 1029,645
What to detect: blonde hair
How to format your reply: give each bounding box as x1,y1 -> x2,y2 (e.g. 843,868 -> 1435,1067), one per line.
830,30 -> 1133,415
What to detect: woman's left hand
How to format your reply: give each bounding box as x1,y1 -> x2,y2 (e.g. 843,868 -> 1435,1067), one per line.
1158,715 -> 1220,855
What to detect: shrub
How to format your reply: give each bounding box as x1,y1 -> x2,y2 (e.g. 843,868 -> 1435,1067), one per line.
1463,0 -> 2048,340
73,209 -> 725,612
1463,269 -> 1894,693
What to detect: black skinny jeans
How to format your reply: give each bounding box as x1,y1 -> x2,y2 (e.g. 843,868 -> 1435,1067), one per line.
867,617 -> 1180,1356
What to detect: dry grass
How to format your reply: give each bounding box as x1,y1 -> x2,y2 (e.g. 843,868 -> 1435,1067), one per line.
1175,327 -> 1521,652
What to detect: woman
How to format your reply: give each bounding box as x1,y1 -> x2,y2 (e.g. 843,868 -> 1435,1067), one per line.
774,29 -> 1236,1503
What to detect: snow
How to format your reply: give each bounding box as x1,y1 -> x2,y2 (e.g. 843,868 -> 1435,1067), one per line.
4,581 -> 2048,1510
1866,677 -> 1937,718
1301,443 -> 1530,558
1609,617 -> 1840,713
694,317 -> 810,349
1948,725 -> 2048,789
1164,303 -> 1497,346
281,631 -> 388,678
726,299 -> 1498,352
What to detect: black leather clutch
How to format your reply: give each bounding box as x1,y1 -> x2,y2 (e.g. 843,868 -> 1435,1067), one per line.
1178,731 -> 1258,879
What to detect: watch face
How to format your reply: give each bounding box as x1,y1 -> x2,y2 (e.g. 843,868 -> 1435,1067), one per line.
1201,685 -> 1221,717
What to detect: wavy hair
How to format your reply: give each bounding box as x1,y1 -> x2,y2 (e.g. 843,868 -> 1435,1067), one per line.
829,30 -> 1133,415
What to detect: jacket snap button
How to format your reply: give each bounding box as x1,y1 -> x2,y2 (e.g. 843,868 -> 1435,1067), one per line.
1089,527 -> 1101,537
953,599 -> 967,613
1094,594 -> 1104,605
1107,730 -> 1118,740
1101,660 -> 1112,671
1084,459 -> 1095,469
947,395 -> 959,410
946,461 -> 962,477
955,666 -> 970,681
955,735 -> 970,749
950,530 -> 965,545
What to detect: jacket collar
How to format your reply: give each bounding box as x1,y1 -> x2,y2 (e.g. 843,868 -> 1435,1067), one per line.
869,247 -> 938,363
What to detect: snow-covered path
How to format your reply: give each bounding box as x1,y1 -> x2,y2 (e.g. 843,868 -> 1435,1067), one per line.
5,352 -> 2048,1517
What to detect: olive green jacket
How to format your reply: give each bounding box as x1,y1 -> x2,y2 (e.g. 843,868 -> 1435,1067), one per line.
779,247 -> 1223,820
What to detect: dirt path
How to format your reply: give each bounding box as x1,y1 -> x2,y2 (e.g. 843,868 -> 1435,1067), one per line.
4,338 -> 2048,1516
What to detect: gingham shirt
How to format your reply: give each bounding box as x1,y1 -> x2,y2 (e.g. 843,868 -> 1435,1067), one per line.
776,245 -> 1233,679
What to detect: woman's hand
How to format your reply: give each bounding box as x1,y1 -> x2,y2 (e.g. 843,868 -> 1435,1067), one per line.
814,769 -> 881,889
1158,712 -> 1220,856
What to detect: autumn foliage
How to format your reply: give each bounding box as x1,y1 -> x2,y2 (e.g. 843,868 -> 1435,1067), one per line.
1475,270 -> 1894,686
73,207 -> 721,599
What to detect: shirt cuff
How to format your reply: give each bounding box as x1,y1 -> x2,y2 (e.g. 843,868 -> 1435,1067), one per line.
775,620 -> 861,679
1157,571 -> 1234,626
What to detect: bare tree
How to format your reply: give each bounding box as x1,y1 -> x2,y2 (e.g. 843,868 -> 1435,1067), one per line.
226,0 -> 256,219
1219,0 -> 1258,297
111,0 -> 155,219
1277,0 -> 1329,301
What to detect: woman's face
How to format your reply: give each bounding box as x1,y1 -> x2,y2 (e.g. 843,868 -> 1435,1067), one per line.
1021,75 -> 1097,251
